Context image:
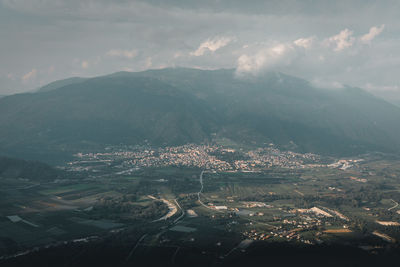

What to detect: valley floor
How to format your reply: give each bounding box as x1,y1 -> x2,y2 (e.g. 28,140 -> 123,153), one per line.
1,146 -> 400,266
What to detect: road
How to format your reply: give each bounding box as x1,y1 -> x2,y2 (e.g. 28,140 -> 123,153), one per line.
127,169 -> 217,263
152,199 -> 184,241
388,199 -> 399,211
197,170 -> 222,212
149,195 -> 178,222
171,246 -> 180,265
197,170 -> 208,209
173,199 -> 185,224
198,170 -> 204,195
125,234 -> 148,262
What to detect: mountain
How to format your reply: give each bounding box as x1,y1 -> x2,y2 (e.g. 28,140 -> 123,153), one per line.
132,68 -> 400,155
36,77 -> 88,93
0,68 -> 399,161
393,100 -> 400,107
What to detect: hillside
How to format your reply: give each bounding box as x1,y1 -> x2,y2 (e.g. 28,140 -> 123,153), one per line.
0,156 -> 63,181
36,77 -> 88,93
0,68 -> 400,161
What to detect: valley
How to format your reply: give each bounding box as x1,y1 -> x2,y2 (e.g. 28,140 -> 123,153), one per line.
1,144 -> 400,266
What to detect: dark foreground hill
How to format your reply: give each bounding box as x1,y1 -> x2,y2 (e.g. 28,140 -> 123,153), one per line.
2,239 -> 400,267
0,68 -> 400,161
0,156 -> 63,181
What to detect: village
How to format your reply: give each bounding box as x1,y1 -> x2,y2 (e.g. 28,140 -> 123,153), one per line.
65,144 -> 338,174
241,206 -> 351,244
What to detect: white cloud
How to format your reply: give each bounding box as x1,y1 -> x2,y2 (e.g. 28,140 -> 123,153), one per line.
144,57 -> 152,69
173,52 -> 183,58
48,65 -> 55,74
106,49 -> 138,59
325,29 -> 355,51
311,78 -> 344,89
21,68 -> 37,82
293,37 -> 315,49
365,83 -> 399,92
81,61 -> 89,69
236,43 -> 293,75
191,36 -> 232,56
360,24 -> 385,44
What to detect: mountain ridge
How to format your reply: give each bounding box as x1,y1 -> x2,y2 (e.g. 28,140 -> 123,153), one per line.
1,68 -> 399,162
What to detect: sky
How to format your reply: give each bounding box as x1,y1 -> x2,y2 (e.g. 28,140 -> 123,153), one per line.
1,0 -> 400,104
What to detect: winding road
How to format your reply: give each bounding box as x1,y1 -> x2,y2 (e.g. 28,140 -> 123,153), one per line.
388,199 -> 399,211
197,170 -> 209,209
149,195 -> 178,222
197,170 -> 222,212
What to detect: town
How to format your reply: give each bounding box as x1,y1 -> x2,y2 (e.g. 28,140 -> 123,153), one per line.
65,143 -> 343,174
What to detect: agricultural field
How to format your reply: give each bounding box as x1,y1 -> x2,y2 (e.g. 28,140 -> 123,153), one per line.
1,153 -> 400,266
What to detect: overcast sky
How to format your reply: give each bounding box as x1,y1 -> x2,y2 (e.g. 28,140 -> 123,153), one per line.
1,0 -> 400,104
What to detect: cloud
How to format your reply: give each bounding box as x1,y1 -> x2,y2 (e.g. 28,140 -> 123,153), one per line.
311,78 -> 344,89
360,24 -> 385,44
81,61 -> 89,69
236,43 -> 293,75
48,65 -> 55,74
106,49 -> 137,59
144,57 -> 152,69
365,83 -> 399,92
325,29 -> 355,51
293,37 -> 315,49
21,68 -> 37,82
1,0 -> 399,101
191,36 -> 232,56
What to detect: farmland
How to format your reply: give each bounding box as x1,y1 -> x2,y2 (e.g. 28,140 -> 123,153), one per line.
1,147 -> 400,266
